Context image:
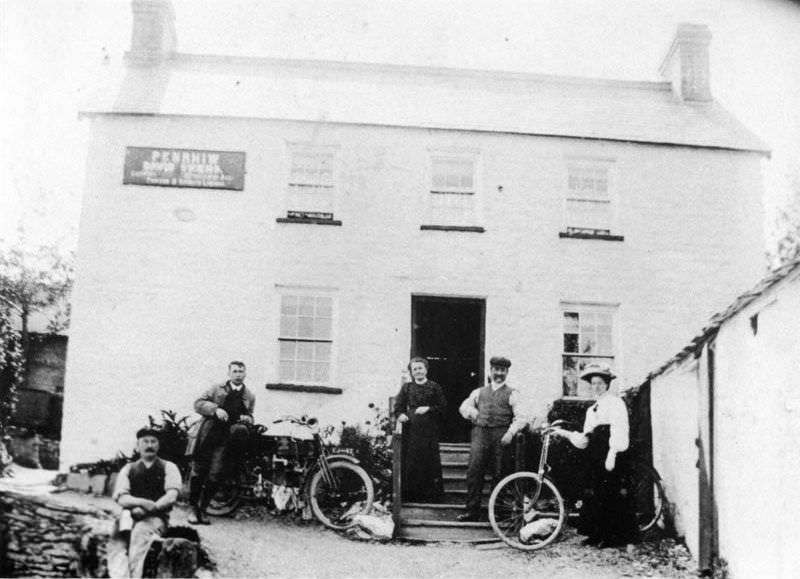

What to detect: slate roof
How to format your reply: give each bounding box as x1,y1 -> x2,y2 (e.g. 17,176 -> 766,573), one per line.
84,53 -> 769,154
649,257 -> 800,379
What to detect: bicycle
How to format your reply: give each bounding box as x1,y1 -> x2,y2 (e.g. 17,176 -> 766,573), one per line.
488,420 -> 665,550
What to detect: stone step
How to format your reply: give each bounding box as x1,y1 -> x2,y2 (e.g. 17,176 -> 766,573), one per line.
440,448 -> 470,464
401,503 -> 481,521
441,461 -> 469,476
396,518 -> 498,543
443,473 -> 491,492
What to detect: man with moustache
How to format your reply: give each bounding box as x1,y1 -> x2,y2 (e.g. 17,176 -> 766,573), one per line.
113,427 -> 182,578
456,356 -> 527,522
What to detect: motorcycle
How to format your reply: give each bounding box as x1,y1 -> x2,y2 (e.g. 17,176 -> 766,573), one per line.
206,415 -> 375,530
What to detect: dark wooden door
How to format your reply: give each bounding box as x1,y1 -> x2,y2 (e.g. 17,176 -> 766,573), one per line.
411,296 -> 485,443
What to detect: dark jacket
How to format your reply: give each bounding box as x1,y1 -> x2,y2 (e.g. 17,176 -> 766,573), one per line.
185,381 -> 256,457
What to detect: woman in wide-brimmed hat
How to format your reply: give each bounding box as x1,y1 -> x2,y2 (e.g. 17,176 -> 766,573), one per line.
552,362 -> 637,547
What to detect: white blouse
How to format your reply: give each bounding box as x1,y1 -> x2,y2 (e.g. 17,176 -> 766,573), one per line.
582,393 -> 630,453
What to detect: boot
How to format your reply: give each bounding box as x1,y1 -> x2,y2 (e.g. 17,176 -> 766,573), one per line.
188,504 -> 210,526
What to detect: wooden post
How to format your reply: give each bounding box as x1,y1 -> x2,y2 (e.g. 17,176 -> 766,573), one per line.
390,396 -> 403,535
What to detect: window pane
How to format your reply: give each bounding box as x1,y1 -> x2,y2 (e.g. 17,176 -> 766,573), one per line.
280,315 -> 297,338
563,311 -> 579,332
298,296 -> 315,316
281,295 -> 298,315
313,317 -> 332,340
563,333 -> 579,353
296,316 -> 314,338
296,341 -> 314,361
279,341 -> 296,360
279,361 -> 295,382
315,342 -> 332,361
562,356 -> 579,397
296,362 -> 313,381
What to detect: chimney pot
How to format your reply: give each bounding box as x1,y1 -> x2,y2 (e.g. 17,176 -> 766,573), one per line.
659,23 -> 712,102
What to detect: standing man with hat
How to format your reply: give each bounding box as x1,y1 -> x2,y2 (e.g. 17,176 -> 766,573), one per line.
113,427 -> 182,578
456,356 -> 527,522
185,360 -> 256,525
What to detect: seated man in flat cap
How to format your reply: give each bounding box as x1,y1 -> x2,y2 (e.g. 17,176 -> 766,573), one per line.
113,427 -> 182,578
457,356 -> 527,522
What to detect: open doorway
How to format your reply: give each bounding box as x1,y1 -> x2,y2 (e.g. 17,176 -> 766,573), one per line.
411,295 -> 485,443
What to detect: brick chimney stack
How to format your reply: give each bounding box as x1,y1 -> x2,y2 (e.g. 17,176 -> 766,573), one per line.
127,0 -> 176,66
659,23 -> 712,102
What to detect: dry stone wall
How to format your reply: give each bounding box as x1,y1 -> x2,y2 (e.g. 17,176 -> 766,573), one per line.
0,489 -> 113,577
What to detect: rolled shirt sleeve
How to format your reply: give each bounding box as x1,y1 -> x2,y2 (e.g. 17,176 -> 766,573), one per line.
459,388 -> 481,420
163,461 -> 183,493
113,464 -> 132,501
507,389 -> 528,435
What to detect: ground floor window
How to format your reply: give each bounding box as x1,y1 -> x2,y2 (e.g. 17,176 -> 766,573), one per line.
279,294 -> 333,384
561,303 -> 616,398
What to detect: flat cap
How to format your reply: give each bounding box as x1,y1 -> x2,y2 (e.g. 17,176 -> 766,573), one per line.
489,356 -> 511,368
136,427 -> 161,440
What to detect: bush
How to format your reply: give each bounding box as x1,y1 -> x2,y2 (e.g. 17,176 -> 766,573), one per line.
323,403 -> 393,504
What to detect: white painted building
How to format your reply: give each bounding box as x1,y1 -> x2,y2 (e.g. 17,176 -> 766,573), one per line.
649,257 -> 800,578
62,0 -> 767,467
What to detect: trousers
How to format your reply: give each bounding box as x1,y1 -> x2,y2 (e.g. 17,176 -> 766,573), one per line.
464,425 -> 512,514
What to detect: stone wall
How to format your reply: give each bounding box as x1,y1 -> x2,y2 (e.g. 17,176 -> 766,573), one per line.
0,489 -> 113,577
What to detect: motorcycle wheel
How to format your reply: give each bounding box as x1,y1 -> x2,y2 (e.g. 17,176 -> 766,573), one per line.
205,478 -> 242,516
308,460 -> 374,530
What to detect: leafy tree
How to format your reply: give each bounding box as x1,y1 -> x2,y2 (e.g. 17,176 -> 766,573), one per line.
0,242 -> 74,354
768,166 -> 800,269
0,240 -> 74,470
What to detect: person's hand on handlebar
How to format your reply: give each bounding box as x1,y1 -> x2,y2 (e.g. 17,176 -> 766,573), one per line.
215,408 -> 229,422
238,414 -> 253,425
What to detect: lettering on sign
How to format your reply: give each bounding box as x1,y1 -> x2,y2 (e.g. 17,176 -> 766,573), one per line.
123,147 -> 246,190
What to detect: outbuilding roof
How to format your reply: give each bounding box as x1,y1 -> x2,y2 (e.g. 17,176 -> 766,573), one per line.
85,52 -> 769,154
649,257 -> 800,379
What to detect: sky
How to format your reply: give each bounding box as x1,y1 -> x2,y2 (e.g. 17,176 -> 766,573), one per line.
2,0 -> 799,252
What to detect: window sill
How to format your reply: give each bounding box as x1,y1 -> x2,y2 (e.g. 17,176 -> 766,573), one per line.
265,383 -> 343,395
276,217 -> 342,226
559,231 -> 624,242
420,225 -> 485,233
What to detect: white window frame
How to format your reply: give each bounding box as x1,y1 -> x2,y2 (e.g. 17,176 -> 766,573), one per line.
560,302 -> 619,399
276,286 -> 338,386
285,144 -> 339,220
563,157 -> 619,236
426,150 -> 482,227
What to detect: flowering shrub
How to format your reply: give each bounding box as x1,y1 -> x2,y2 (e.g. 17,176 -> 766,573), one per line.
323,403 -> 393,504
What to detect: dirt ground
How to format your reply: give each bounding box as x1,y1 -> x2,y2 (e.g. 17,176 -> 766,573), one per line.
177,505 -> 695,579
50,489 -> 696,579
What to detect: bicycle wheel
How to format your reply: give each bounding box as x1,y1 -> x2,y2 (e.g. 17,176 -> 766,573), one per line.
489,472 -> 566,551
630,462 -> 665,532
308,460 -> 374,530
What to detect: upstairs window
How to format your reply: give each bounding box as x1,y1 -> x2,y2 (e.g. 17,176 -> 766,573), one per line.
563,160 -> 619,238
428,155 -> 479,227
279,294 -> 333,384
561,304 -> 616,398
286,148 -> 336,221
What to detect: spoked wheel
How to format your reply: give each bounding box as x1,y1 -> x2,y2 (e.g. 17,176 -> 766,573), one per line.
489,472 -> 566,551
630,462 -> 666,533
308,460 -> 374,530
205,473 -> 246,516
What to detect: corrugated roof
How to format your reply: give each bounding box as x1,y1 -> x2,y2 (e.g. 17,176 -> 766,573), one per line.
83,53 -> 769,154
649,257 -> 800,379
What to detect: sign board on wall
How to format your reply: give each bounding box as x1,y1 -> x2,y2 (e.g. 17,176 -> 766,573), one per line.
123,147 -> 246,190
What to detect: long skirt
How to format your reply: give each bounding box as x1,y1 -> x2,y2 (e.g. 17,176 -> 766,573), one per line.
402,413 -> 443,502
578,425 -> 638,546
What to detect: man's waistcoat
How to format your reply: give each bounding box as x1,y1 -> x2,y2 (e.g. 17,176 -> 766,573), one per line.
476,384 -> 513,427
129,458 -> 169,508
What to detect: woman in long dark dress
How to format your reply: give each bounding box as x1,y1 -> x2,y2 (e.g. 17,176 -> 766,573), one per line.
553,362 -> 638,547
394,357 -> 447,503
